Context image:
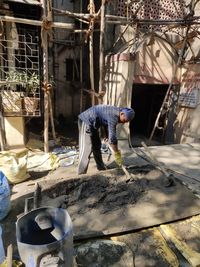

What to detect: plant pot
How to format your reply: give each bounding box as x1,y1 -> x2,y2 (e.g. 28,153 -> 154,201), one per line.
23,97 -> 39,113
1,91 -> 22,113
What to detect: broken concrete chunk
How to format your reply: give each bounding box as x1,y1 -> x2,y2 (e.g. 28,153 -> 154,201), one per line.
74,239 -> 133,267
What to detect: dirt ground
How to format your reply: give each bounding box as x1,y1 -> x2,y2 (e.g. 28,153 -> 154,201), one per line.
1,148 -> 115,258
1,129 -> 200,266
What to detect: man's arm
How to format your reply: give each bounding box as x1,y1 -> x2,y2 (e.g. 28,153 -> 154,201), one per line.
107,122 -> 123,166
101,125 -> 108,140
109,143 -> 119,153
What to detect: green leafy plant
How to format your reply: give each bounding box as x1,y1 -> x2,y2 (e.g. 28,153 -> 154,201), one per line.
26,72 -> 40,96
5,70 -> 40,96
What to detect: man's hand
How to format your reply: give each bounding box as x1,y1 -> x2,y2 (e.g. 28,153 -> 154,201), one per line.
114,150 -> 123,166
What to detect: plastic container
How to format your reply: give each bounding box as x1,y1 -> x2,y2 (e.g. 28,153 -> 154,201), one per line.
16,207 -> 73,267
0,225 -> 5,264
0,171 -> 11,221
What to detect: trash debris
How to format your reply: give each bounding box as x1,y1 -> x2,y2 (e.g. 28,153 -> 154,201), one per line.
52,146 -> 78,167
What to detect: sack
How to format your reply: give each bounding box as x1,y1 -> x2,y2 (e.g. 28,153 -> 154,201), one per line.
0,171 -> 11,221
0,149 -> 29,184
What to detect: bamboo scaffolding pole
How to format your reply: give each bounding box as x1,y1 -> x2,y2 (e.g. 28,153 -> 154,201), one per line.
105,14 -> 200,24
3,5 -> 200,32
0,94 -> 5,151
42,0 -> 49,153
53,7 -> 96,20
0,15 -> 74,29
52,7 -> 200,26
98,0 -> 106,103
48,93 -> 56,141
79,0 -> 83,112
89,0 -> 95,106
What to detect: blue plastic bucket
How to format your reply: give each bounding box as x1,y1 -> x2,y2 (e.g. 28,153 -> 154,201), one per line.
0,225 -> 5,264
0,171 -> 11,221
16,207 -> 73,267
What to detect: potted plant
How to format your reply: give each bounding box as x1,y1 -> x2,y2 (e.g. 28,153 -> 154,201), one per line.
23,72 -> 40,114
2,70 -> 40,115
1,71 -> 25,114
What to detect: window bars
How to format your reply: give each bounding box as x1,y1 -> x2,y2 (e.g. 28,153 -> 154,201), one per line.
0,24 -> 41,117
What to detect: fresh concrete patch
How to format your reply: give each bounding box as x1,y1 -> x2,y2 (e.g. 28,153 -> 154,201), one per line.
40,166 -> 200,240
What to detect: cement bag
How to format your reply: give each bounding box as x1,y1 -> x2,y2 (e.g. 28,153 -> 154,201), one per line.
0,149 -> 29,184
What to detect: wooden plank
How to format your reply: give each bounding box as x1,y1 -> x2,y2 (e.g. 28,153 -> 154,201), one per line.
7,244 -> 13,267
111,228 -> 179,266
0,15 -> 74,29
160,224 -> 200,267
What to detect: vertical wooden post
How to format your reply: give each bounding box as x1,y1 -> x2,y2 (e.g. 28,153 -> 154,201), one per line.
80,0 -> 83,112
0,94 -> 5,151
89,0 -> 95,105
48,93 -> 56,141
7,244 -> 13,267
99,0 -> 106,104
42,0 -> 49,153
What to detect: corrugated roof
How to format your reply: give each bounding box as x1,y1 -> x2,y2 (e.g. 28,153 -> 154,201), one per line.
7,0 -> 41,6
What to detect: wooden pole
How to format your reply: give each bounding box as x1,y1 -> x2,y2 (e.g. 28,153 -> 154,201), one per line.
6,244 -> 13,267
99,0 -> 106,104
80,0 -> 83,112
0,15 -> 74,29
0,94 -> 5,151
48,94 -> 56,141
42,0 -> 49,153
89,0 -> 95,105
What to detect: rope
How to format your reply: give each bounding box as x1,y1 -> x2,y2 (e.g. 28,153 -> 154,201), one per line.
84,2 -> 96,43
42,17 -> 52,31
42,82 -> 52,94
87,2 -> 95,14
41,0 -> 53,47
85,18 -> 95,43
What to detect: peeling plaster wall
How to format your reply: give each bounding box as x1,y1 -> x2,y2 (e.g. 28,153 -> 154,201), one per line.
133,35 -> 181,84
175,64 -> 200,143
104,1 -> 200,144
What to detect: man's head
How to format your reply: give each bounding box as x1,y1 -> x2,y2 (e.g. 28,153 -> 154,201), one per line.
119,107 -> 135,123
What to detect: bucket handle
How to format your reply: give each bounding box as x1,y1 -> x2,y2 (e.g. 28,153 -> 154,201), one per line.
24,197 -> 34,214
24,183 -> 41,214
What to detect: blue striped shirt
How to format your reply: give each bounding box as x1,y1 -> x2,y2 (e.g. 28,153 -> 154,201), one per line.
79,105 -> 120,144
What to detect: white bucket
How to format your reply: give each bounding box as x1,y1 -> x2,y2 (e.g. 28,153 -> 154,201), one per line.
0,225 -> 5,264
16,207 -> 73,267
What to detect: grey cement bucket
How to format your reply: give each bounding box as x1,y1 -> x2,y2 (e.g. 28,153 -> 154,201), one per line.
16,207 -> 73,267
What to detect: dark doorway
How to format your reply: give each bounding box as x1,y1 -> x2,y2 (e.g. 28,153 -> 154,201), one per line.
130,84 -> 168,145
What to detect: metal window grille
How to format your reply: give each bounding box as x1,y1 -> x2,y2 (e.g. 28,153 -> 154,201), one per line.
0,24 -> 41,117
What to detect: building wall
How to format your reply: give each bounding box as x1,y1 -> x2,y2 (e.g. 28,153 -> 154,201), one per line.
4,117 -> 25,147
175,64 -> 200,143
51,1 -> 82,121
104,0 -> 200,144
